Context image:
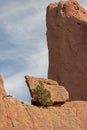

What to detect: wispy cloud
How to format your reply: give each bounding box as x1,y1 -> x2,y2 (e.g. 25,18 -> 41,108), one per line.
0,0 -> 87,103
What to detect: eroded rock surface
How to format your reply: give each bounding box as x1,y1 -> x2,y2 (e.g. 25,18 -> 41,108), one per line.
25,75 -> 69,105
0,0 -> 87,130
47,0 -> 87,100
0,75 -> 87,130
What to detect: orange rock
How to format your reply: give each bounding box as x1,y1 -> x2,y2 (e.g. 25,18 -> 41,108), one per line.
0,0 -> 87,129
0,75 -> 87,130
0,75 -> 6,96
47,0 -> 87,100
25,75 -> 69,105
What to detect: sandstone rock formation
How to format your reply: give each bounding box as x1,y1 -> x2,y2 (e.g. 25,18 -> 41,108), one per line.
0,75 -> 87,130
46,0 -> 87,100
25,75 -> 69,105
1,0 -> 87,130
0,75 -> 6,96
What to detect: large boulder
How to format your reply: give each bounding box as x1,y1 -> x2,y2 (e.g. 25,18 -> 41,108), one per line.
25,75 -> 69,105
46,0 -> 87,100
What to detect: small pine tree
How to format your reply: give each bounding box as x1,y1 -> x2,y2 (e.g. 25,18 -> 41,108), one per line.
34,81 -> 53,107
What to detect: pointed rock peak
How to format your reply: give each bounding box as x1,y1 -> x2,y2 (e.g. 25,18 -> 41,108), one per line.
47,0 -> 87,22
0,75 -> 6,97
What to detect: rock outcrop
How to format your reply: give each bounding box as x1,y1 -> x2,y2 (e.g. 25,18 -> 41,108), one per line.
46,0 -> 87,100
0,75 -> 87,130
25,75 -> 69,105
0,0 -> 87,130
0,75 -> 6,96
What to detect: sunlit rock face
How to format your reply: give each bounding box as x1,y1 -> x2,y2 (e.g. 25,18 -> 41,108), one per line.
46,0 -> 87,100
0,75 -> 6,97
0,1 -> 87,130
0,74 -> 87,130
25,75 -> 69,105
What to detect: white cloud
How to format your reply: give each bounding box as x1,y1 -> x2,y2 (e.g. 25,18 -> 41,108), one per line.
0,0 -> 87,103
4,71 -> 31,103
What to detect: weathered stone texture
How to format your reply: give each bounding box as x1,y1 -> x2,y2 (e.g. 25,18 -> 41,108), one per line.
25,75 -> 69,105
0,75 -> 87,130
47,0 -> 87,100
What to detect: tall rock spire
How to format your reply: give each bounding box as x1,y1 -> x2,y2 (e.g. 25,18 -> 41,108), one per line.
46,0 -> 87,100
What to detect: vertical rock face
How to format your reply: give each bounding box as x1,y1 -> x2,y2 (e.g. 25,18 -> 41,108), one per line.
46,0 -> 87,100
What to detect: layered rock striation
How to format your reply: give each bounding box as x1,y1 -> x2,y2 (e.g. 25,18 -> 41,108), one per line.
47,0 -> 87,100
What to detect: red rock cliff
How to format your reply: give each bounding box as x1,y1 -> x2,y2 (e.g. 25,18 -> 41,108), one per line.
46,0 -> 87,100
0,0 -> 87,129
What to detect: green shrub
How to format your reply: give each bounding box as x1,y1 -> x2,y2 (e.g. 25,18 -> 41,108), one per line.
34,81 -> 53,107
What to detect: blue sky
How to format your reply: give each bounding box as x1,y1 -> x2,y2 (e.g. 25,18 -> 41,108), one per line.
0,0 -> 87,103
